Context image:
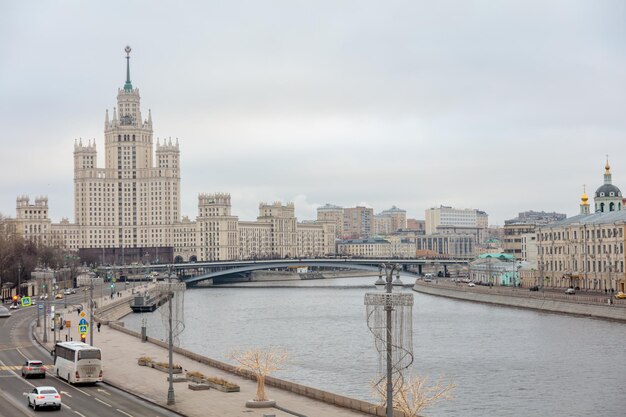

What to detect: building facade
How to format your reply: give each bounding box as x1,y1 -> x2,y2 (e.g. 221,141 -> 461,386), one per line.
10,48 -> 335,264
343,206 -> 374,240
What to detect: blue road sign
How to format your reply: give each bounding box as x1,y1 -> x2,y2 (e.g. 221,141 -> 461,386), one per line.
78,324 -> 88,334
79,318 -> 88,326
38,304 -> 43,310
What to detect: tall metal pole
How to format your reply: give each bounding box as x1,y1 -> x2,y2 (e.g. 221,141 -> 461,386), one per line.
167,289 -> 175,405
90,282 -> 94,346
384,265 -> 393,417
43,273 -> 48,343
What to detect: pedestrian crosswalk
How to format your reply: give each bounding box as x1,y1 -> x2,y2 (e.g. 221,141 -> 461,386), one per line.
0,365 -> 22,371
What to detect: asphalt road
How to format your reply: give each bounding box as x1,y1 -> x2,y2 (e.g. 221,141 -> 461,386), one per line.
0,294 -> 181,417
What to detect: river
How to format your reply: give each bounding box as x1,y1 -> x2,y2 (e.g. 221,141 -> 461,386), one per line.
123,276 -> 626,417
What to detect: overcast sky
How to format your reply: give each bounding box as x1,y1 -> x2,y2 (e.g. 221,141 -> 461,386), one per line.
1,1 -> 626,225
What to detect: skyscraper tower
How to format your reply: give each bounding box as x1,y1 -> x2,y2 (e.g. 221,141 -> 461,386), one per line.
74,47 -> 180,261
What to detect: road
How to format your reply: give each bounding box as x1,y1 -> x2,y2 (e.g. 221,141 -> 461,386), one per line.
0,295 -> 181,417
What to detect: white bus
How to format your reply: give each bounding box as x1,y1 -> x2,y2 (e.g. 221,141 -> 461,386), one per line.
52,341 -> 103,384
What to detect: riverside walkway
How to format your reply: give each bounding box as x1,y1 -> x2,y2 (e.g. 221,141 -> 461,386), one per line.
33,285 -> 378,417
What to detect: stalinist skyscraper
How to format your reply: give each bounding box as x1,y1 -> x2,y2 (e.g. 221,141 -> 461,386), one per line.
13,47 -> 336,264
73,46 -> 180,263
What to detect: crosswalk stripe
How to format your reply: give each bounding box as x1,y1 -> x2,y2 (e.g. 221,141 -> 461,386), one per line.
0,365 -> 23,371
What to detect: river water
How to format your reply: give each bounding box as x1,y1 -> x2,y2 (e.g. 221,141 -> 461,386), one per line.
123,277 -> 626,417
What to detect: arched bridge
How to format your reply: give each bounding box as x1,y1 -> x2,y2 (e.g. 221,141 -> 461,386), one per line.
102,258 -> 469,286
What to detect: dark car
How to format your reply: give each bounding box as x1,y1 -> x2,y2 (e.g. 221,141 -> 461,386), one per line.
529,286 -> 539,291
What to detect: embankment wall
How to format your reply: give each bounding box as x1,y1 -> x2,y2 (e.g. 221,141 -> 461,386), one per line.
413,282 -> 626,322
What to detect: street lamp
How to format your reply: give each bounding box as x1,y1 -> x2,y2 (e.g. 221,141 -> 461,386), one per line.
365,263 -> 414,417
155,265 -> 186,406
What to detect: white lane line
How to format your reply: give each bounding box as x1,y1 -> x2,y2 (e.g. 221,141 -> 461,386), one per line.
72,386 -> 92,397
95,397 -> 113,407
97,387 -> 111,395
74,411 -> 87,417
116,408 -> 134,417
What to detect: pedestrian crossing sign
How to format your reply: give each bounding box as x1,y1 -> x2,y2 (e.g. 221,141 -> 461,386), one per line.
21,297 -> 31,307
78,324 -> 88,334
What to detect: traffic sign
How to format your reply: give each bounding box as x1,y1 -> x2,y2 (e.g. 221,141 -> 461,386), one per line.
21,297 -> 31,307
78,324 -> 88,334
80,311 -> 86,318
79,318 -> 88,326
38,304 -> 43,310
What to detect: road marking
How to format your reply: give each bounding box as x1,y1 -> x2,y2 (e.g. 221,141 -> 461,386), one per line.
97,387 -> 111,395
74,411 -> 87,417
0,365 -> 22,370
95,397 -> 112,407
116,409 -> 134,417
60,390 -> 73,398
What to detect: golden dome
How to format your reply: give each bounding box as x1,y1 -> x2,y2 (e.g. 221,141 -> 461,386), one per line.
581,185 -> 589,205
605,156 -> 611,174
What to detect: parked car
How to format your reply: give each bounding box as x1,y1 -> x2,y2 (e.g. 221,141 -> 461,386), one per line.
468,282 -> 475,287
21,360 -> 46,379
27,386 -> 61,410
54,293 -> 63,299
529,286 -> 540,291
63,288 -> 76,295
615,291 -> 626,299
565,288 -> 576,295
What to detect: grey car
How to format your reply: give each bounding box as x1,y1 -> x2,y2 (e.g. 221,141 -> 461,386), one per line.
21,360 -> 46,378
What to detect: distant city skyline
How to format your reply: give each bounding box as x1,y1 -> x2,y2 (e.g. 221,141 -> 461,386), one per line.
2,1 -> 626,225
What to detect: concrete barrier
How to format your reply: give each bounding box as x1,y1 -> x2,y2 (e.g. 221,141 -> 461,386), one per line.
413,282 -> 626,322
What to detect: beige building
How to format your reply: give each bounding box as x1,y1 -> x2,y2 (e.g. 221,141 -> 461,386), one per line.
373,206 -> 407,236
337,239 -> 392,258
10,48 -> 335,264
12,196 -> 51,247
316,204 -> 344,239
343,206 -> 374,240
537,211 -> 626,292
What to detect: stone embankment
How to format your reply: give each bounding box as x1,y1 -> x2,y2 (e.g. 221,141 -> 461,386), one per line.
90,286 -> 389,416
413,281 -> 626,322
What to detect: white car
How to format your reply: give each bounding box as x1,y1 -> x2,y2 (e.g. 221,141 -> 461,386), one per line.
468,282 -> 476,287
27,386 -> 61,410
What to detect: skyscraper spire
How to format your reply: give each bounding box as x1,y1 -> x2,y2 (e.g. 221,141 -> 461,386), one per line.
124,46 -> 133,91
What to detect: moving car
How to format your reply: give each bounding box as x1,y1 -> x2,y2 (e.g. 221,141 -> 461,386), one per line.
63,288 -> 76,295
615,291 -> 626,299
55,293 -> 63,299
565,288 -> 576,295
39,294 -> 48,300
0,305 -> 10,318
468,282 -> 475,287
27,386 -> 61,410
21,360 -> 46,378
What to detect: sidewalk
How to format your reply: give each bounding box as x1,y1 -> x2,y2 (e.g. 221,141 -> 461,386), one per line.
34,287 -> 376,417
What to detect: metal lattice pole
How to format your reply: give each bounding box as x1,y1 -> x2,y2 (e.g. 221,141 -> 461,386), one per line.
365,263 -> 414,417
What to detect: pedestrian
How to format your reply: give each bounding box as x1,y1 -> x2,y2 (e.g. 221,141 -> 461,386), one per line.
97,322 -> 101,332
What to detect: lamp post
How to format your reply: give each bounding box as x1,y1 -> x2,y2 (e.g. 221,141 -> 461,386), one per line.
365,264 -> 413,417
166,265 -> 175,405
17,263 -> 21,298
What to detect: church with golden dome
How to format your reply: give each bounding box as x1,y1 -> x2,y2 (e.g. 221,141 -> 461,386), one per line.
580,159 -> 623,215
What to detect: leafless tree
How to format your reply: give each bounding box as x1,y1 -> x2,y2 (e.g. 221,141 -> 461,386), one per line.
372,373 -> 455,417
229,346 -> 289,401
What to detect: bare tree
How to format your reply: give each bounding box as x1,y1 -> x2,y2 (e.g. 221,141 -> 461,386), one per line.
229,346 -> 289,402
373,374 -> 455,417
